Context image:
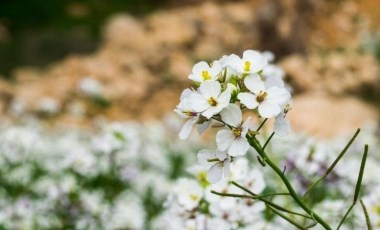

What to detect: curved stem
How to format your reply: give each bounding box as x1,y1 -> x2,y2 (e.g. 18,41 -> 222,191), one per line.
303,129 -> 361,198
247,135 -> 332,230
266,205 -> 308,230
212,189 -> 312,220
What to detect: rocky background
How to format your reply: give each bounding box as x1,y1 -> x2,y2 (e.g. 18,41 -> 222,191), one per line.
0,0 -> 379,137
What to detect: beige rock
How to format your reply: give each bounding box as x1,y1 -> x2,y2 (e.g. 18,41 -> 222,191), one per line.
288,93 -> 379,138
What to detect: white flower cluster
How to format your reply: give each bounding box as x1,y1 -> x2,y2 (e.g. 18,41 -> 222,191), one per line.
175,50 -> 291,183
0,121 -> 198,229
163,127 -> 380,230
161,158 -> 288,230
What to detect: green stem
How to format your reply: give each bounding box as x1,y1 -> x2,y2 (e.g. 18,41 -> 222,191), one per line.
303,129 -> 361,198
359,199 -> 373,230
256,118 -> 268,132
247,135 -> 332,230
263,132 -> 275,150
337,204 -> 355,230
337,144 -> 369,229
266,205 -> 308,230
212,189 -> 312,220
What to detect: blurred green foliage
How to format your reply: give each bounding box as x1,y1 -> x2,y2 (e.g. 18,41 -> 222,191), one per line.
0,0 -> 167,77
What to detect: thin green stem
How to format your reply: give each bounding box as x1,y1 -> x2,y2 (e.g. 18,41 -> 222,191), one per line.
211,191 -> 252,199
359,199 -> 373,230
247,135 -> 332,230
338,144 -> 369,229
256,118 -> 268,132
262,132 -> 275,150
354,144 -> 368,202
214,186 -> 312,220
337,204 -> 355,230
303,129 -> 361,198
255,192 -> 290,199
266,205 -> 307,230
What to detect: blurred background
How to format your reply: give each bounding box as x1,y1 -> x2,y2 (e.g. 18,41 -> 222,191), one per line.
0,0 -> 379,229
0,0 -> 378,136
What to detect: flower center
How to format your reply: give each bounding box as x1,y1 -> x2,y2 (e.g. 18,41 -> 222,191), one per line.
190,194 -> 198,201
182,110 -> 197,117
244,61 -> 251,72
207,97 -> 218,106
232,127 -> 242,137
256,91 -> 268,103
201,70 -> 211,80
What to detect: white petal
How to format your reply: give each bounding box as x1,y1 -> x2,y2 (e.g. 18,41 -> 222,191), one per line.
199,81 -> 221,99
215,151 -> 227,161
193,61 -> 210,74
244,74 -> 265,94
228,137 -> 250,157
266,87 -> 291,106
216,129 -> 235,151
220,103 -> 242,127
217,90 -> 232,108
189,94 -> 209,112
258,102 -> 281,118
198,149 -> 216,165
241,117 -> 251,136
243,50 -> 261,59
207,163 -> 223,183
210,61 -> 223,77
202,106 -> 223,119
188,73 -> 202,82
197,120 -> 211,134
179,118 -> 197,140
237,93 -> 259,109
223,159 -> 231,178
180,88 -> 194,100
243,50 -> 268,72
274,113 -> 291,136
265,76 -> 284,88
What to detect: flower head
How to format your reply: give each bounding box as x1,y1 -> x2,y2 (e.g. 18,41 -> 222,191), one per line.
238,74 -> 290,118
189,81 -> 231,119
230,50 -> 268,75
198,149 -> 230,183
188,61 -> 222,83
216,104 -> 251,156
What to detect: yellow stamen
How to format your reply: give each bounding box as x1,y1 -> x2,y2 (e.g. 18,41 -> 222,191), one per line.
207,97 -> 218,106
244,61 -> 251,72
232,127 -> 242,137
256,91 -> 268,103
201,71 -> 211,80
190,194 -> 198,201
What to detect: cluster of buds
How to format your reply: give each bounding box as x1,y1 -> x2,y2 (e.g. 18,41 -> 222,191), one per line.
175,50 -> 292,183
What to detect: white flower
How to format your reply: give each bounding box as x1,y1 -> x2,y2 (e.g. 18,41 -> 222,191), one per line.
173,178 -> 203,210
218,54 -> 241,81
230,50 -> 268,74
188,61 -> 222,83
238,74 -> 290,118
189,81 -> 231,119
175,89 -> 211,139
38,97 -> 60,114
216,104 -> 250,156
78,77 -> 103,96
198,149 -> 231,183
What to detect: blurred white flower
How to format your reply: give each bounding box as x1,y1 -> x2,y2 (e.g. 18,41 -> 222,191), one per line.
78,77 -> 103,96
198,149 -> 231,183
